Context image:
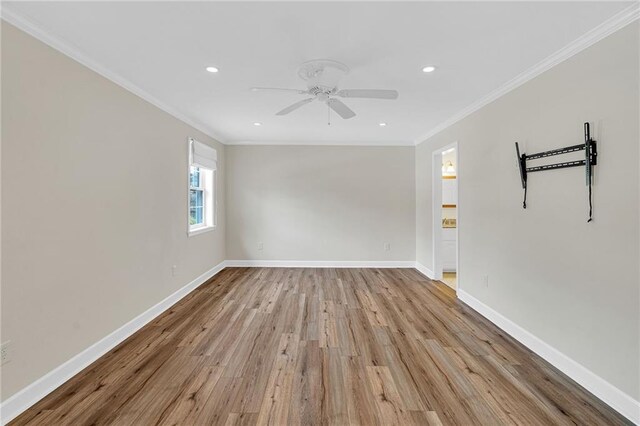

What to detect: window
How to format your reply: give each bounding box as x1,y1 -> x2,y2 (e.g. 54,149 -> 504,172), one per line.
189,166 -> 206,227
188,138 -> 216,235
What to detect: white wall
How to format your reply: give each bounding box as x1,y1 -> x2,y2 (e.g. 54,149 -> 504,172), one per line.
1,23 -> 226,400
226,145 -> 415,262
416,22 -> 639,401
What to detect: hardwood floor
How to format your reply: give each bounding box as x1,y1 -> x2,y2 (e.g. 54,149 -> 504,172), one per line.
441,272 -> 457,289
11,267 -> 629,425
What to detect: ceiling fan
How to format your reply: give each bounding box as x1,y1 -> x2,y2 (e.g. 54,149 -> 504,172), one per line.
251,59 -> 398,121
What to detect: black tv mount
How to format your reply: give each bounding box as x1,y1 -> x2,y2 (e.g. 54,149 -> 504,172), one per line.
515,122 -> 597,222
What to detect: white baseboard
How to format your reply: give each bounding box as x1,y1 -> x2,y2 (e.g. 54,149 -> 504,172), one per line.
224,260 -> 416,268
414,262 -> 435,279
0,261 -> 227,425
5,263 -> 635,424
458,290 -> 640,425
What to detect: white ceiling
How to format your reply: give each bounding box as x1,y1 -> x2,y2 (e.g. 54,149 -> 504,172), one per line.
3,1 -> 634,145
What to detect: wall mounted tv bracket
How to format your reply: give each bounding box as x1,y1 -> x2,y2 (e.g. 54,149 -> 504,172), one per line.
515,122 -> 597,222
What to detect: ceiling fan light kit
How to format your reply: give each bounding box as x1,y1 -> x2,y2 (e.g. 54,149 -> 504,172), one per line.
251,59 -> 399,123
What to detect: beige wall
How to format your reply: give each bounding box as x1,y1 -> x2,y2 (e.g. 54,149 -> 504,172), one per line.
1,23 -> 226,400
416,22 -> 639,399
226,145 -> 415,262
2,11 -> 638,414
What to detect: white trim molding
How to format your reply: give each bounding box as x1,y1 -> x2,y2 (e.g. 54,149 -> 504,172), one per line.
225,260 -> 416,268
3,262 -> 636,424
3,3 -> 637,149
0,261 -> 227,425
458,290 -> 640,425
414,3 -> 640,145
226,140 -> 415,147
414,262 -> 435,280
0,7 -> 227,145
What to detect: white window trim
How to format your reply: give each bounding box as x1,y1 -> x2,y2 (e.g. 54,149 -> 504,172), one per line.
188,224 -> 215,237
187,138 -> 217,237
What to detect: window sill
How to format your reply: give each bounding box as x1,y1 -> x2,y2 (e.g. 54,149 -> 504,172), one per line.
188,225 -> 216,237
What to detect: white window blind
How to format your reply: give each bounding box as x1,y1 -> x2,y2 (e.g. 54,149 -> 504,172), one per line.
190,138 -> 217,171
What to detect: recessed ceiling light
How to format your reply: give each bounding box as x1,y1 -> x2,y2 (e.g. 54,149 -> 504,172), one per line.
253,122 -> 262,126
379,122 -> 387,127
205,66 -> 219,73
422,66 -> 436,73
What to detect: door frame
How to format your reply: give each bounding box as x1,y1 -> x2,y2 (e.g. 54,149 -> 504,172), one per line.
432,142 -> 459,290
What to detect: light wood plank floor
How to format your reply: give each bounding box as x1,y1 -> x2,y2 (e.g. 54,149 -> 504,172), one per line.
441,272 -> 457,289
11,268 -> 629,425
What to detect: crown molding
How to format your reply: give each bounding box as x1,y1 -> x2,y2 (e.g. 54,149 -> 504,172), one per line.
226,140 -> 415,147
414,2 -> 640,145
3,3 -> 637,149
0,7 -> 228,145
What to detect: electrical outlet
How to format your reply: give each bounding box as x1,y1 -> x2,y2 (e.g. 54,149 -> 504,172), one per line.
258,242 -> 264,251
481,275 -> 489,288
384,242 -> 391,251
171,265 -> 178,276
1,341 -> 11,365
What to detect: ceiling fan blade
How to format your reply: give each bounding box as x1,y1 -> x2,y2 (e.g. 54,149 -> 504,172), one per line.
251,87 -> 307,94
327,98 -> 356,119
276,98 -> 315,115
336,89 -> 399,100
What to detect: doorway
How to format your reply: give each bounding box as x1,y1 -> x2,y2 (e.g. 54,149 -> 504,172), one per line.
432,143 -> 458,291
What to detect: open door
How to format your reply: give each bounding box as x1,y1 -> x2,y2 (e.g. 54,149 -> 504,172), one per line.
432,143 -> 458,291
